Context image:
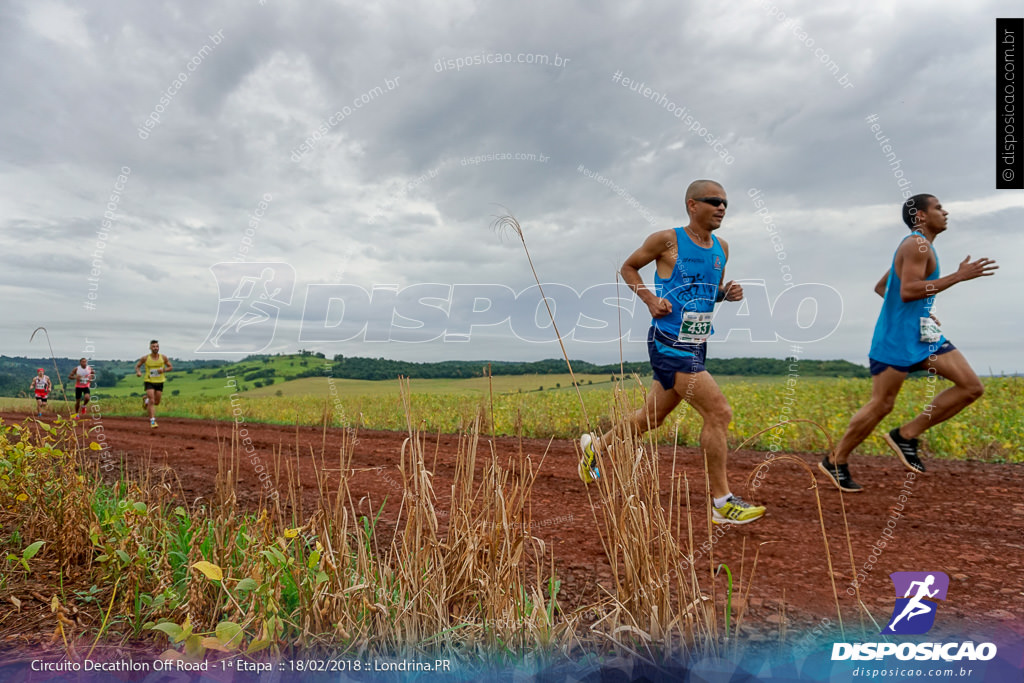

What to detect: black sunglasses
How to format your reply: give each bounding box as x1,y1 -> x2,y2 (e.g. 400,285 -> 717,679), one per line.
693,197 -> 728,209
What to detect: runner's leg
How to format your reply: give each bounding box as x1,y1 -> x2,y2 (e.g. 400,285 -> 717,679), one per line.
831,367 -> 907,464
672,371 -> 731,500
900,350 -> 984,439
600,379 -> 683,445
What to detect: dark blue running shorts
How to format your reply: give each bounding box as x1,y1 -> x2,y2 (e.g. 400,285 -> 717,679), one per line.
647,327 -> 708,389
869,340 -> 956,376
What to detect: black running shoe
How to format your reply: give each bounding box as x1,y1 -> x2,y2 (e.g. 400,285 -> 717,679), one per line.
818,456 -> 863,492
884,428 -> 925,473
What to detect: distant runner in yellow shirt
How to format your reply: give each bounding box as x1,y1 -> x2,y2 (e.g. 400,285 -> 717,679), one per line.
134,339 -> 172,428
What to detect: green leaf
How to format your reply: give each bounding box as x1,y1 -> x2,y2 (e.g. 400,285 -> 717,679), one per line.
215,621 -> 243,648
23,540 -> 44,562
132,502 -> 148,514
115,549 -> 131,564
266,616 -> 283,639
315,571 -> 328,585
151,622 -> 184,640
178,617 -> 193,643
246,638 -> 271,655
183,634 -> 205,659
307,549 -> 321,569
235,578 -> 258,592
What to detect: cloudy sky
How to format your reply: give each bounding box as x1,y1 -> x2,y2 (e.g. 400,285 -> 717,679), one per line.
3,0 -> 1022,373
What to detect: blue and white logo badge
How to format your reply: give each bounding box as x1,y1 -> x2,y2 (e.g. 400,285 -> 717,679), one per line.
882,571 -> 949,635
833,570 -> 997,663
197,262 -> 295,353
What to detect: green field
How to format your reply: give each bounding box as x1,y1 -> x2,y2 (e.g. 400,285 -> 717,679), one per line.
240,373 -> 777,397
92,355 -> 323,397
89,355 -> 645,399
89,354 -> 785,401
6,375 -> 1021,462
244,373 -> 625,397
43,352 -> 832,401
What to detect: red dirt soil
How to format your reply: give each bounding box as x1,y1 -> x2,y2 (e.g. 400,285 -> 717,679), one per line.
4,411 -> 1022,643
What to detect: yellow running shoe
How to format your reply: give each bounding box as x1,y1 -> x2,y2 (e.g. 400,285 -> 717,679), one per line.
712,495 -> 766,525
578,433 -> 600,483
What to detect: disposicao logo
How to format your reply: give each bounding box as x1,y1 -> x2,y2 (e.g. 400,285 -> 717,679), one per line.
831,571 -> 997,662
882,571 -> 948,635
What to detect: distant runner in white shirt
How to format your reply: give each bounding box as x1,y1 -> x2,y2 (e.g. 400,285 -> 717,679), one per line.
30,368 -> 51,417
69,358 -> 96,419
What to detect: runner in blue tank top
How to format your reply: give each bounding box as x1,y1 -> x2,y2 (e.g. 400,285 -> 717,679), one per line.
578,179 -> 766,526
820,195 -> 997,492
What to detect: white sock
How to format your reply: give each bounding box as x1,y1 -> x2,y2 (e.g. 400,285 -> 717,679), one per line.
713,493 -> 732,508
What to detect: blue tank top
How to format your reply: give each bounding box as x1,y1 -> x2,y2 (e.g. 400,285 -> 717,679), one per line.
869,232 -> 946,366
651,227 -> 726,342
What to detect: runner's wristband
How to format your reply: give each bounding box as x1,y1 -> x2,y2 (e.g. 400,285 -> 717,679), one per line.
715,287 -> 726,302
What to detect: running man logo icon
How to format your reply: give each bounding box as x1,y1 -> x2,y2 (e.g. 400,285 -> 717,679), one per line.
196,262 -> 296,353
881,571 -> 950,635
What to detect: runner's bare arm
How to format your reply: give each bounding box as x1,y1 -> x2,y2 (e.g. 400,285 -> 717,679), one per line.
621,231 -> 674,317
135,356 -> 146,376
716,238 -> 743,302
874,270 -> 889,297
162,355 -> 173,373
898,239 -> 998,302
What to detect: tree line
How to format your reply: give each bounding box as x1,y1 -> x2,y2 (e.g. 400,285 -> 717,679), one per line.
0,353 -> 870,398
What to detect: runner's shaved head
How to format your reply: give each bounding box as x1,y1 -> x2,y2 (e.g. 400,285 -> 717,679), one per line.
685,179 -> 725,213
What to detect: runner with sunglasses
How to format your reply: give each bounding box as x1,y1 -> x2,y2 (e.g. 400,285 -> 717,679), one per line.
578,179 -> 766,525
